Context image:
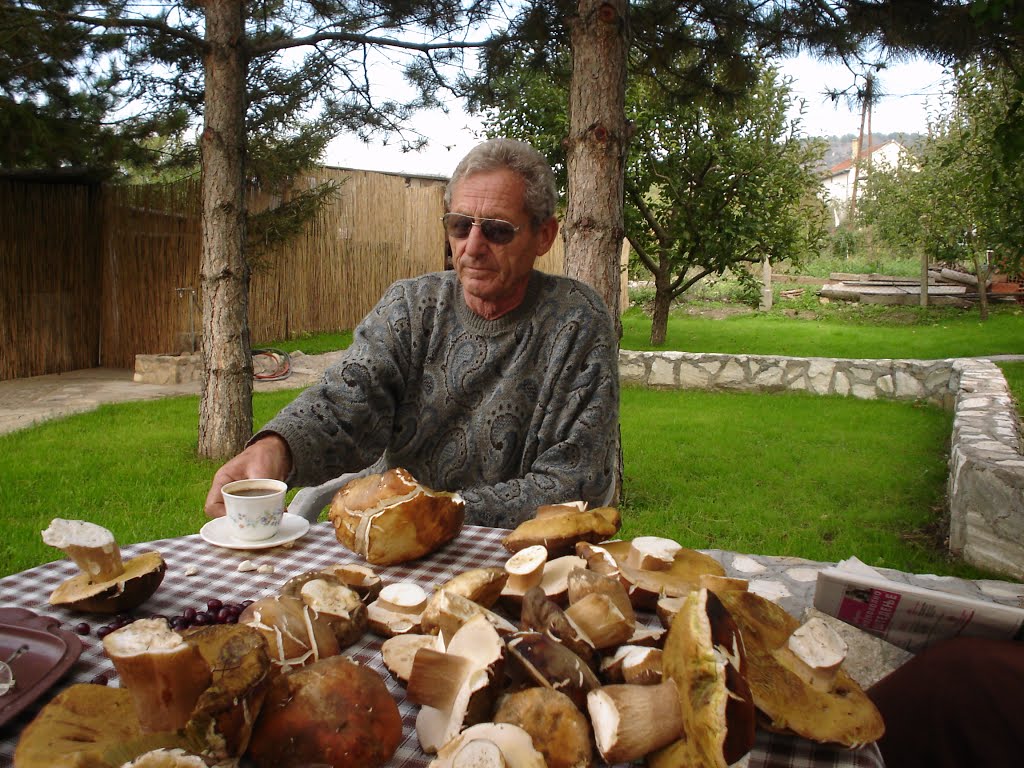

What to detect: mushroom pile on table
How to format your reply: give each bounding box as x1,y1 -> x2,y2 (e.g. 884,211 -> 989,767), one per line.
16,472 -> 884,768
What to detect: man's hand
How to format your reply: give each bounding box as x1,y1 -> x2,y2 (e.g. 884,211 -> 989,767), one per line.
204,434 -> 293,518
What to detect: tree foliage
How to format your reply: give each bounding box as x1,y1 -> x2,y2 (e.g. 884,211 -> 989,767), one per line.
858,56 -> 1024,279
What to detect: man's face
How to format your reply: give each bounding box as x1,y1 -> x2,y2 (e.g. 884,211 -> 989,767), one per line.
447,169 -> 557,319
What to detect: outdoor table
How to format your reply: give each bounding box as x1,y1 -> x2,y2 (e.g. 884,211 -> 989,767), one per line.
0,523 -> 884,768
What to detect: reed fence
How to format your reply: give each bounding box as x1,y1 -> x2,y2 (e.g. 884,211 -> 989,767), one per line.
2,167 -> 569,380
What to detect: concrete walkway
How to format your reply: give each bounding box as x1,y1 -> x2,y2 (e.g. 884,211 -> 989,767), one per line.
0,350 -> 343,436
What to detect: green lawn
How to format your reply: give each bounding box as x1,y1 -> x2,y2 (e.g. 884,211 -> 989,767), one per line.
3,301 -> 1020,581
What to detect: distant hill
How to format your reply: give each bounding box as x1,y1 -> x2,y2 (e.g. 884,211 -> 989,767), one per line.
815,132 -> 925,170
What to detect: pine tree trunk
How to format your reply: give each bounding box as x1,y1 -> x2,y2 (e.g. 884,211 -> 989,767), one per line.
197,1 -> 252,459
564,0 -> 630,329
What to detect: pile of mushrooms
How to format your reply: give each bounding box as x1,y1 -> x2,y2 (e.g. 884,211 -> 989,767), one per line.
372,507 -> 884,767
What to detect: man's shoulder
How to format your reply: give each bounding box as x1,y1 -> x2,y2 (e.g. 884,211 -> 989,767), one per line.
535,271 -> 612,314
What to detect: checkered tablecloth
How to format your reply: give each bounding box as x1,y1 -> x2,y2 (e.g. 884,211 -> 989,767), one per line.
0,524 -> 883,767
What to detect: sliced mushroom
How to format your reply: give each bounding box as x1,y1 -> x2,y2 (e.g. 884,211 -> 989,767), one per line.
564,593 -> 634,650
714,589 -> 884,746
319,562 -> 384,603
778,616 -> 849,692
566,567 -> 635,624
520,586 -> 597,670
428,722 -> 546,768
574,541 -> 620,577
421,589 -> 518,643
493,687 -> 593,768
587,680 -> 685,763
506,631 -> 601,712
367,582 -> 428,636
421,567 -> 510,635
102,618 -> 213,733
381,633 -> 444,685
535,500 -> 588,519
625,536 -> 683,570
296,578 -> 368,648
501,507 -> 621,557
600,645 -> 663,685
414,615 -> 507,754
537,555 -> 587,605
500,545 -> 549,600
43,518 -> 165,614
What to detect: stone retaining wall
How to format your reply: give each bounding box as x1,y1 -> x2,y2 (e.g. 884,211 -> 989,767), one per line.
620,350 -> 1024,579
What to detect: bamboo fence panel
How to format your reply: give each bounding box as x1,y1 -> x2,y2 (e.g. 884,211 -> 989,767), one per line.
0,179 -> 103,380
3,166 -> 581,380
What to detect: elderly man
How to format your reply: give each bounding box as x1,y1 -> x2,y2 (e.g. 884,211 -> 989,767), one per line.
204,138 -> 619,528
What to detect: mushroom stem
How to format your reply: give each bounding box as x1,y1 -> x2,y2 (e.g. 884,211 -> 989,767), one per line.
778,617 -> 848,692
407,648 -> 476,710
587,681 -> 684,763
102,618 -> 212,732
451,739 -> 507,768
42,518 -> 125,582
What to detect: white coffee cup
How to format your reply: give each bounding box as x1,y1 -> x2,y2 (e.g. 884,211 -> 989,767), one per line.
222,479 -> 288,541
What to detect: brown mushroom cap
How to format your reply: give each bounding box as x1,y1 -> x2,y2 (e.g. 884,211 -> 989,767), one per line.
48,550 -> 166,614
501,507 -> 621,557
599,540 -> 725,610
494,687 -> 593,768
714,589 -> 885,747
328,468 -> 464,565
247,655 -> 402,768
506,631 -> 601,712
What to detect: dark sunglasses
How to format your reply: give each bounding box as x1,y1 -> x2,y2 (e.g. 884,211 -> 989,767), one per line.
441,213 -> 521,245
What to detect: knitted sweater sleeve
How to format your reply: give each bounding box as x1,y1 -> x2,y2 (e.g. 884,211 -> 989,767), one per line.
256,282 -> 413,487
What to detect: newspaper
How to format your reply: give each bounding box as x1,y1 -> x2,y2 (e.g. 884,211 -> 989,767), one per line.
812,557 -> 1024,653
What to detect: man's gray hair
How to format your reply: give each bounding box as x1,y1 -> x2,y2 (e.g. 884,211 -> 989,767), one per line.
445,138 -> 557,228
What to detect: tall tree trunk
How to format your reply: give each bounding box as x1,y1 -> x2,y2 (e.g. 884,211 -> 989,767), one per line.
198,1 -> 252,459
564,0 -> 630,330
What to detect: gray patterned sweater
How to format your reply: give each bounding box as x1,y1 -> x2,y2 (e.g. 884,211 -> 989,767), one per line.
261,269 -> 620,528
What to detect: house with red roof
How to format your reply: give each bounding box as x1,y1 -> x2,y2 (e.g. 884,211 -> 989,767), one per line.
822,139 -> 911,227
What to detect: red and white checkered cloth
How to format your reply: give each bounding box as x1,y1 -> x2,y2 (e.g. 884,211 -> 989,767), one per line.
0,523 -> 883,767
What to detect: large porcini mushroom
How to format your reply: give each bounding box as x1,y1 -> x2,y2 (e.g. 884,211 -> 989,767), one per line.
247,655 -> 402,768
43,518 -> 165,614
413,615 -> 507,754
328,467 -> 464,565
239,594 -> 340,672
428,723 -> 546,768
506,631 -> 601,711
367,581 -> 429,636
714,589 -> 885,746
493,687 -> 593,768
501,506 -> 621,557
293,576 -> 368,648
102,618 -> 213,733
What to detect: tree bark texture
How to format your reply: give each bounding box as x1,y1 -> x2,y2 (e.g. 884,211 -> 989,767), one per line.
564,0 -> 630,330
198,1 -> 252,459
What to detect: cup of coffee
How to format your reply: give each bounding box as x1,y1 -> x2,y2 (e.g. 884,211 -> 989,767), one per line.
222,479 -> 288,541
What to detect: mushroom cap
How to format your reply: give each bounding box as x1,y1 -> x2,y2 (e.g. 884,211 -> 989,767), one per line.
48,550 -> 165,614
501,507 -> 621,557
329,468 -> 464,565
493,687 -> 593,768
599,540 -> 725,610
714,589 -> 885,747
506,631 -> 601,711
248,655 -> 402,768
648,588 -> 755,768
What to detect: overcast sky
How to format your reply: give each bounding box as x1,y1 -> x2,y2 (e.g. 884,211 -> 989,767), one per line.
322,53 -> 950,177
